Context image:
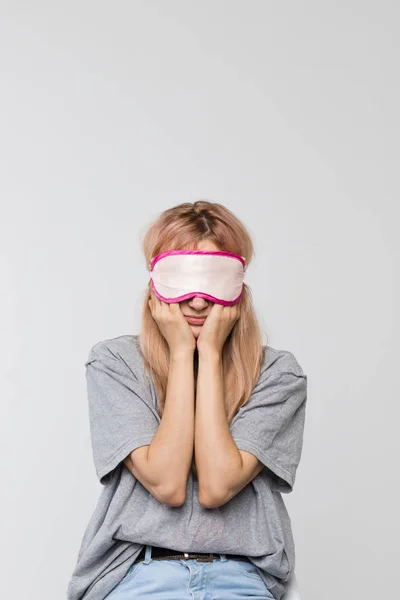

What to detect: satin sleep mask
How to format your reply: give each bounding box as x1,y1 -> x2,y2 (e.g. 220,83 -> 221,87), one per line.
149,250 -> 246,306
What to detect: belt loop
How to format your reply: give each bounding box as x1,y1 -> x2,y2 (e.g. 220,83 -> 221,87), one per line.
219,553 -> 227,562
144,544 -> 152,564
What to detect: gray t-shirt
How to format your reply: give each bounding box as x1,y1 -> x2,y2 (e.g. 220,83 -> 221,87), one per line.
67,334 -> 307,600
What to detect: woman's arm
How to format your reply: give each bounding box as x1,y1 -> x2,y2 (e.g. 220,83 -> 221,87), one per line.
124,349 -> 195,506
194,351 -> 264,508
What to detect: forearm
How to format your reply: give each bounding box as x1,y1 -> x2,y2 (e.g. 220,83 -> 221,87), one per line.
194,351 -> 243,505
147,350 -> 195,501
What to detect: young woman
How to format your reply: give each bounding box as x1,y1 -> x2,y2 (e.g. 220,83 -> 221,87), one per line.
67,200 -> 307,600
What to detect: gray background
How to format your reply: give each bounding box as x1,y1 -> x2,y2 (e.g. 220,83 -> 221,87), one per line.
1,2 -> 399,599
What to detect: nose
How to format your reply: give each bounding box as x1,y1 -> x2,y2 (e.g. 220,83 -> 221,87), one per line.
188,296 -> 209,310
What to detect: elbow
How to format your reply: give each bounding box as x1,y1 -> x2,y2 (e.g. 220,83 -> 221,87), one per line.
156,484 -> 186,507
198,487 -> 227,509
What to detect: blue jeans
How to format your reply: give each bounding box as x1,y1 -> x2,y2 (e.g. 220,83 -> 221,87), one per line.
105,544 -> 274,599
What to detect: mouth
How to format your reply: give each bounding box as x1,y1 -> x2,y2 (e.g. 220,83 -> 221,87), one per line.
184,315 -> 207,325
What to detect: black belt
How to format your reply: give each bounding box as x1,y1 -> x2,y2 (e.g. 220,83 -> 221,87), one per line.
136,545 -> 251,563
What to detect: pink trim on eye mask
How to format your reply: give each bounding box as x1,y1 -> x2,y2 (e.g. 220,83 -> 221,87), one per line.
150,279 -> 244,306
150,249 -> 245,271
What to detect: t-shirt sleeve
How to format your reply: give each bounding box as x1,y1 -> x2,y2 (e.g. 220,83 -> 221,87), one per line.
85,341 -> 160,485
230,349 -> 308,493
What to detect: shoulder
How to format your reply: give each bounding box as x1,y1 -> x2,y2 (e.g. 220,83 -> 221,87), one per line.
253,345 -> 307,394
262,345 -> 306,378
236,345 -> 308,417
244,345 -> 308,407
85,334 -> 146,380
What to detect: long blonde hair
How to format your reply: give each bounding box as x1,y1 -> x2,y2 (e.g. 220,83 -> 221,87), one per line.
138,200 -> 267,476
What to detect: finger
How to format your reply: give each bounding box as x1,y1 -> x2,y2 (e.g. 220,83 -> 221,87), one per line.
222,305 -> 232,321
170,302 -> 182,315
211,303 -> 222,315
230,306 -> 238,323
161,299 -> 173,320
152,295 -> 162,316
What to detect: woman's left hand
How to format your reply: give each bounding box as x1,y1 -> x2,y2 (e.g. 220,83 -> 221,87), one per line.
196,303 -> 240,355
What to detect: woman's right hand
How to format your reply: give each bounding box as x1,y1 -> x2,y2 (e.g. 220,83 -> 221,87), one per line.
149,292 -> 196,355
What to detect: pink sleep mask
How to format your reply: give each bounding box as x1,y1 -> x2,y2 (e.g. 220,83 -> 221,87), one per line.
149,250 -> 246,306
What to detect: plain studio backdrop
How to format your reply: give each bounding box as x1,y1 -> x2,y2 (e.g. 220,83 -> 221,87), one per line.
1,2 -> 399,599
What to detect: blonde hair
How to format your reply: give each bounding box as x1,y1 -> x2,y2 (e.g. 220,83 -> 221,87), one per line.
139,200 -> 267,476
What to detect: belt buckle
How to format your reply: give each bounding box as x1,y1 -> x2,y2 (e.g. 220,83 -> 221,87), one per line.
195,553 -> 214,562
182,552 -> 214,562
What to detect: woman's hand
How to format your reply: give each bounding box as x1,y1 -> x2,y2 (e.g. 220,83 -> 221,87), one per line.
149,292 -> 197,355
196,303 -> 240,356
